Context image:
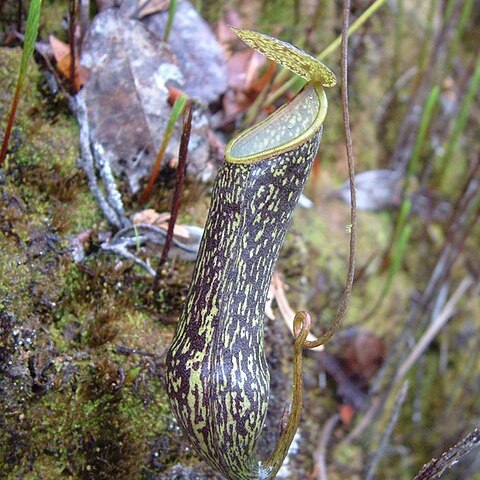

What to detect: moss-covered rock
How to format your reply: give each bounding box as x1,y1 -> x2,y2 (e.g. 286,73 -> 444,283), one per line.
0,47 -> 194,478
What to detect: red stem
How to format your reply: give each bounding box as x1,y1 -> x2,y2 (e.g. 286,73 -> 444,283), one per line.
0,83 -> 22,167
154,103 -> 193,293
68,0 -> 77,91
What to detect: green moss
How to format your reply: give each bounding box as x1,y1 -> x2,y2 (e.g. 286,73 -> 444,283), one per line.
40,0 -> 72,41
0,43 -> 184,477
8,371 -> 171,478
70,190 -> 102,232
330,442 -> 363,479
0,48 -> 42,121
1,3 -> 479,478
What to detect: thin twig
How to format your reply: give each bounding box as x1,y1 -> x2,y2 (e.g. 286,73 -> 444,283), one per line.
100,221 -> 201,276
16,0 -> 22,32
418,168 -> 479,317
101,241 -> 156,276
154,103 -> 193,294
317,353 -> 369,411
68,0 -> 77,89
349,270 -> 476,444
112,223 -> 201,259
74,95 -> 126,228
390,1 -> 462,172
92,143 -> 129,227
370,160 -> 480,402
394,276 -> 473,383
414,428 -> 480,480
313,413 -> 341,480
74,93 -> 129,229
364,381 -> 409,480
306,0 -> 356,349
351,274 -> 475,444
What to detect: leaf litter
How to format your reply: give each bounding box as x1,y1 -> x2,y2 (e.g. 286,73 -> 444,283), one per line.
78,1 -> 226,195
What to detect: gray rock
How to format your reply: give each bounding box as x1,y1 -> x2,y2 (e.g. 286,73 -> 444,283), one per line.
79,7 -> 215,194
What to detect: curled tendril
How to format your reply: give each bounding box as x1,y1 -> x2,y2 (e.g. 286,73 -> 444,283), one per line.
293,310 -> 312,351
304,306 -> 345,350
261,311 -> 312,478
305,325 -> 337,350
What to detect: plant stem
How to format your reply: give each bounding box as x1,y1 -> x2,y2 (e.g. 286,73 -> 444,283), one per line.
68,0 -> 77,90
153,103 -> 193,295
444,0 -> 474,70
265,0 -> 388,107
163,0 -> 177,43
408,86 -> 440,180
372,88 -> 439,312
0,0 -> 42,167
306,0 -> 356,349
140,93 -> 188,204
439,55 -> 480,189
391,0 -> 404,88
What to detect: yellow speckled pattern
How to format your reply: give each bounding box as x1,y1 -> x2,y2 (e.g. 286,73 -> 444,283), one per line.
165,32 -> 329,480
231,27 -> 336,87
166,128 -> 323,480
226,84 -> 327,164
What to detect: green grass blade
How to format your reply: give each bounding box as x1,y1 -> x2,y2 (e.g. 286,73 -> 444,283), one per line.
391,0 -> 405,86
318,0 -> 388,61
0,0 -> 43,166
392,197 -> 412,247
20,0 -> 42,82
384,221 -> 412,297
265,0 -> 388,105
163,0 -> 178,43
140,93 -> 189,204
407,85 -> 440,179
439,55 -> 480,188
445,0 -> 474,69
418,0 -> 437,73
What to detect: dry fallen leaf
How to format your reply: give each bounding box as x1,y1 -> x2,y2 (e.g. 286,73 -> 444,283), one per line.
132,0 -> 170,19
124,0 -> 228,104
168,86 -> 188,106
339,403 -> 356,426
220,17 -> 280,120
79,9 -> 214,193
132,209 -> 193,239
216,14 -> 242,47
49,35 -> 89,92
132,209 -> 170,225
329,327 -> 386,390
335,169 -> 403,211
49,34 -> 69,62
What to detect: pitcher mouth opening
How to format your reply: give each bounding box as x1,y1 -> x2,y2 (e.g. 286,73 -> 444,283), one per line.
225,84 -> 327,165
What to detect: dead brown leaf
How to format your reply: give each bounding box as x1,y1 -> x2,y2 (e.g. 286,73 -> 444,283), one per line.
49,35 -> 89,92
135,0 -> 170,18
339,404 -> 356,426
219,14 -> 280,121
269,272 -> 324,351
132,209 -> 192,239
216,14 -> 242,47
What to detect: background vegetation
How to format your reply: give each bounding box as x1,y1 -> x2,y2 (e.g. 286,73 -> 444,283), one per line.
0,0 -> 479,478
